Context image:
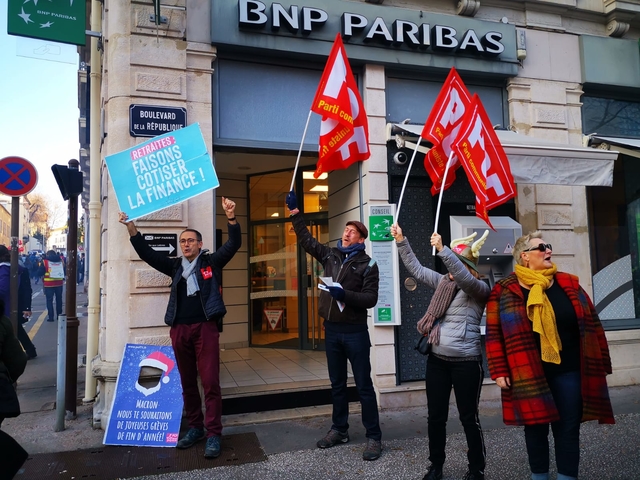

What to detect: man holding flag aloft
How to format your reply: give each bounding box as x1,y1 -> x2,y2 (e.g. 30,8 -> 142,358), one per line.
286,34 -> 382,461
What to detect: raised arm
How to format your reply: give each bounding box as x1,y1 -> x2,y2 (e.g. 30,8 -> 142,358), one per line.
391,223 -> 442,289
119,212 -> 175,277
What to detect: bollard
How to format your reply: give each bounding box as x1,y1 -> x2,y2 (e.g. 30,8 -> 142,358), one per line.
55,315 -> 67,432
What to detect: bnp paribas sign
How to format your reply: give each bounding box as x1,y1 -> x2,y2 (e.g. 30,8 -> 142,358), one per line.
7,0 -> 86,46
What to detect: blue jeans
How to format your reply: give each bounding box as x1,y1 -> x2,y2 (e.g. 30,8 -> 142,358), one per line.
325,327 -> 381,441
524,371 -> 582,478
426,355 -> 486,473
44,286 -> 63,321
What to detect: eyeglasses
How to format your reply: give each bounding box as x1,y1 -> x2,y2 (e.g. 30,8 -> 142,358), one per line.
523,243 -> 552,253
179,238 -> 199,245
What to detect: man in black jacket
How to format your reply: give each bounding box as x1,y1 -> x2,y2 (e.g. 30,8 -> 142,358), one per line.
285,190 -> 383,461
119,197 -> 240,459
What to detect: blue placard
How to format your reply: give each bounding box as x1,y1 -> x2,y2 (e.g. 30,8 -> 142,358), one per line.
104,344 -> 184,447
105,123 -> 219,221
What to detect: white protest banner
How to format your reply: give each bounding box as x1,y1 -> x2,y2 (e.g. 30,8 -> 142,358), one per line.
105,123 -> 219,221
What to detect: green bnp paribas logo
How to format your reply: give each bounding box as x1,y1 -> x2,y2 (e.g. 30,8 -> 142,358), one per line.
369,215 -> 393,242
8,0 -> 86,46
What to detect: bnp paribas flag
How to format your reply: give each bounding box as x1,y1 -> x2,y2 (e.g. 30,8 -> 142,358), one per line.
7,0 -> 86,46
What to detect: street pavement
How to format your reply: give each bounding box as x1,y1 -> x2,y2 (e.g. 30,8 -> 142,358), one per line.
3,280 -> 640,479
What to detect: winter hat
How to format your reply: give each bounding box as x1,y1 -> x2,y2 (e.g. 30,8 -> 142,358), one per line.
139,351 -> 175,385
450,230 -> 489,273
346,220 -> 368,240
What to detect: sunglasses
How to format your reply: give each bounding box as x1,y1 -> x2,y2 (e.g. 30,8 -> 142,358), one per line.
523,243 -> 552,253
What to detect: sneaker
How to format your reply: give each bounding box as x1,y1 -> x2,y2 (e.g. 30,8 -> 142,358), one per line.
204,435 -> 221,459
422,464 -> 443,480
176,427 -> 205,449
463,471 -> 485,480
316,429 -> 349,449
362,438 -> 382,461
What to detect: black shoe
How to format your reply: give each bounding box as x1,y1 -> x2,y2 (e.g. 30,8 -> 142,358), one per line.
26,352 -> 37,360
204,436 -> 221,459
423,464 -> 443,480
47,318 -> 54,322
362,438 -> 382,461
176,428 -> 205,449
463,471 -> 484,480
316,429 -> 349,448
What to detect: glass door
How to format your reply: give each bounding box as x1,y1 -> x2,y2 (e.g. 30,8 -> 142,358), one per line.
303,221 -> 328,350
249,169 -> 328,349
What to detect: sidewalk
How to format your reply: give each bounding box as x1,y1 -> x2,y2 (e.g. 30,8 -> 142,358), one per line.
4,384 -> 640,479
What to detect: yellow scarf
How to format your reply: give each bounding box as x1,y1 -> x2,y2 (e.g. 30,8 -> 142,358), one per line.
514,263 -> 562,364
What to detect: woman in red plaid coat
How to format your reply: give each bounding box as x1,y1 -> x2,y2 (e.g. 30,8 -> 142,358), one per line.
486,231 -> 614,480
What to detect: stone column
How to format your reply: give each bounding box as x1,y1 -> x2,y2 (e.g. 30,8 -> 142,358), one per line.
93,0 -> 217,429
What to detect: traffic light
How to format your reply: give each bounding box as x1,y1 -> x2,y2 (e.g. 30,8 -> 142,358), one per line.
52,162 -> 83,200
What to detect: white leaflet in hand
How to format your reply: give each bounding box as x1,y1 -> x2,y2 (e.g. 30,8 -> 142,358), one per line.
318,278 -> 345,312
319,276 -> 334,286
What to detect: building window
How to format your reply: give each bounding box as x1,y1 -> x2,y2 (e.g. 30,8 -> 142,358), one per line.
583,95 -> 640,328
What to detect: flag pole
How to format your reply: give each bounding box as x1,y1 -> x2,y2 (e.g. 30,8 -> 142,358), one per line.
432,150 -> 455,255
395,137 -> 422,223
290,110 -> 314,192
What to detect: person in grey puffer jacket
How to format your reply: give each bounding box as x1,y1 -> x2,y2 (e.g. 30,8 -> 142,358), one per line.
391,224 -> 490,480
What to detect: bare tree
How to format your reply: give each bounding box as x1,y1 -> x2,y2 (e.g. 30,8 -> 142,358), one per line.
25,193 -> 64,249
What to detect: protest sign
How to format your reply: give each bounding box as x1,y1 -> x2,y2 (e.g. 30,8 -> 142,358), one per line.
105,123 -> 219,221
104,344 -> 183,447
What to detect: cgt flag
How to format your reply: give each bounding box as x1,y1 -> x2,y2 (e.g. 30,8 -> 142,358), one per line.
451,94 -> 516,230
311,34 -> 370,178
421,67 -> 472,195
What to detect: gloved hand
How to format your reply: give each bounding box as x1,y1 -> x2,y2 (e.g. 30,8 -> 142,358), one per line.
327,286 -> 345,301
285,190 -> 298,211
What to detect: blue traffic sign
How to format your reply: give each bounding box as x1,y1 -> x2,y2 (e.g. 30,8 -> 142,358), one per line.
0,156 -> 38,197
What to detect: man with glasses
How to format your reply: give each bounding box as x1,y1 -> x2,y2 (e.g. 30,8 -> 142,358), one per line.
285,190 -> 383,461
118,196 -> 240,459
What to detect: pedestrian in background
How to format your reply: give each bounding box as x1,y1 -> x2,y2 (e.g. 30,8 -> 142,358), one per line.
486,231 -> 614,480
286,190 -> 383,461
77,253 -> 85,284
391,225 -> 490,480
42,250 -> 65,322
0,246 -> 36,360
119,196 -> 241,460
0,297 -> 29,479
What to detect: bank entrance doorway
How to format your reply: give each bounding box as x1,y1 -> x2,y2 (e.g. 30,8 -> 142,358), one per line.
249,170 -> 328,350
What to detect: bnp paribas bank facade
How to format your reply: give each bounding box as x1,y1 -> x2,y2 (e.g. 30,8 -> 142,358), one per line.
78,0 -> 640,428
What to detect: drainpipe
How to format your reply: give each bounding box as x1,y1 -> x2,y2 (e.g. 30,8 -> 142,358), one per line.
83,0 -> 102,404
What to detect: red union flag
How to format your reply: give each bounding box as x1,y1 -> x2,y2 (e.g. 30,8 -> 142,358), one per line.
311,34 -> 369,178
421,67 -> 472,195
451,94 -> 516,230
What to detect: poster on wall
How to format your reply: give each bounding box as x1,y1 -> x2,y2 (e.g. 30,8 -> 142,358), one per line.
368,204 -> 401,326
105,123 -> 220,221
104,344 -> 183,447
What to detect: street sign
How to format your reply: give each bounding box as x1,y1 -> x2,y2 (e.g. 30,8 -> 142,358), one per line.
0,156 -> 38,197
130,105 -> 187,138
143,234 -> 177,256
7,0 -> 86,46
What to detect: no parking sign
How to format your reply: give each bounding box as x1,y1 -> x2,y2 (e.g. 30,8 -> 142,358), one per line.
0,156 -> 38,196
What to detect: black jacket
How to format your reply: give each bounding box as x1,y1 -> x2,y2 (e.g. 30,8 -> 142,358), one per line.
291,214 -> 378,326
130,223 -> 241,330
